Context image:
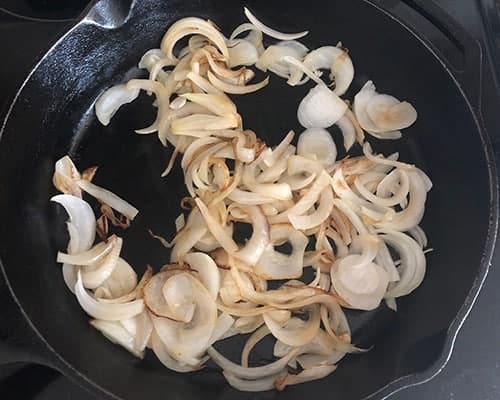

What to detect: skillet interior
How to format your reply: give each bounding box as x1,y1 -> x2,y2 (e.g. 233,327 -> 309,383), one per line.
0,0 -> 492,399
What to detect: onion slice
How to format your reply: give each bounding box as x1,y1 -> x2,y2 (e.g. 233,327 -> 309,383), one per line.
297,84 -> 348,128
95,84 -> 140,126
75,271 -> 144,321
243,7 -> 308,40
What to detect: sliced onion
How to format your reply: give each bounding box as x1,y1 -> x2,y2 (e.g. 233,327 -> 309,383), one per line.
77,179 -> 138,220
207,71 -> 269,94
208,313 -> 235,345
244,7 -> 308,40
75,271 -> 144,321
269,170 -> 331,224
382,231 -> 426,298
331,236 -> 389,311
227,39 -> 260,67
144,270 -> 189,319
90,319 -> 144,358
121,310 -> 153,353
57,240 -> 114,266
255,224 -> 308,280
288,186 -> 334,230
375,170 -> 427,231
160,17 -> 229,60
81,236 -> 123,289
207,345 -> 300,379
264,305 -> 320,347
297,84 -> 348,128
53,156 -> 82,197
151,330 -> 197,372
95,84 -> 140,126
163,273 -> 196,323
304,46 -> 354,95
152,275 -> 217,363
241,325 -> 271,367
256,42 -> 308,79
274,365 -> 337,391
52,194 -> 96,293
51,194 -> 96,252
297,128 -> 337,167
222,371 -> 284,392
195,198 -> 238,254
181,93 -> 237,117
336,115 -> 356,152
354,81 -> 417,139
184,252 -> 220,300
138,48 -> 166,70
233,205 -> 269,265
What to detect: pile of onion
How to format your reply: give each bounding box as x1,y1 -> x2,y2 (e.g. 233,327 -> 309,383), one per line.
51,7 -> 430,392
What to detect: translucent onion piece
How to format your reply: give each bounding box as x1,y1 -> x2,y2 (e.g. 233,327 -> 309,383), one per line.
408,225 -> 428,249
51,194 -> 96,253
222,371 -> 284,392
152,275 -> 217,363
244,7 -> 308,40
77,179 -> 139,220
302,45 -> 354,95
227,39 -> 260,67
207,345 -> 301,379
298,84 -> 348,128
121,311 -> 153,353
241,325 -> 271,367
255,224 -> 308,279
171,113 -> 241,136
382,231 -> 426,298
336,115 -> 356,152
274,365 -> 337,391
52,194 -> 96,293
181,93 -> 237,117
138,48 -> 165,70
195,198 -> 238,254
90,319 -> 144,358
184,252 -> 220,300
160,17 -> 229,60
233,205 -> 269,266
354,81 -> 417,138
208,313 -> 235,345
95,84 -> 140,126
331,236 -> 390,311
256,42 -> 308,79
288,186 -> 334,230
171,209 -> 209,262
75,271 -> 144,321
53,156 -> 82,197
269,170 -> 331,224
375,170 -> 428,232
207,71 -> 269,94
81,236 -> 123,289
264,306 -> 320,347
262,130 -> 295,167
163,273 -> 196,323
297,128 -> 337,166
57,239 -> 114,266
151,330 -> 197,372
355,169 -> 410,207
144,270 -> 190,319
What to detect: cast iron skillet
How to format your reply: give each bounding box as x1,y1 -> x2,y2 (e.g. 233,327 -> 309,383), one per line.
0,0 -> 498,399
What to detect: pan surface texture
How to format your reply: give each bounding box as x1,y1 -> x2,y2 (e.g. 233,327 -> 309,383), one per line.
0,0 -> 496,399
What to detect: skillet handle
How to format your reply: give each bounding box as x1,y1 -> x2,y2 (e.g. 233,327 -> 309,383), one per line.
0,270 -> 62,370
390,0 -> 484,112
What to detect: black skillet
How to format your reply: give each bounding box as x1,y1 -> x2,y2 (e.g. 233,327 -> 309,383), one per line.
0,0 -> 498,399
